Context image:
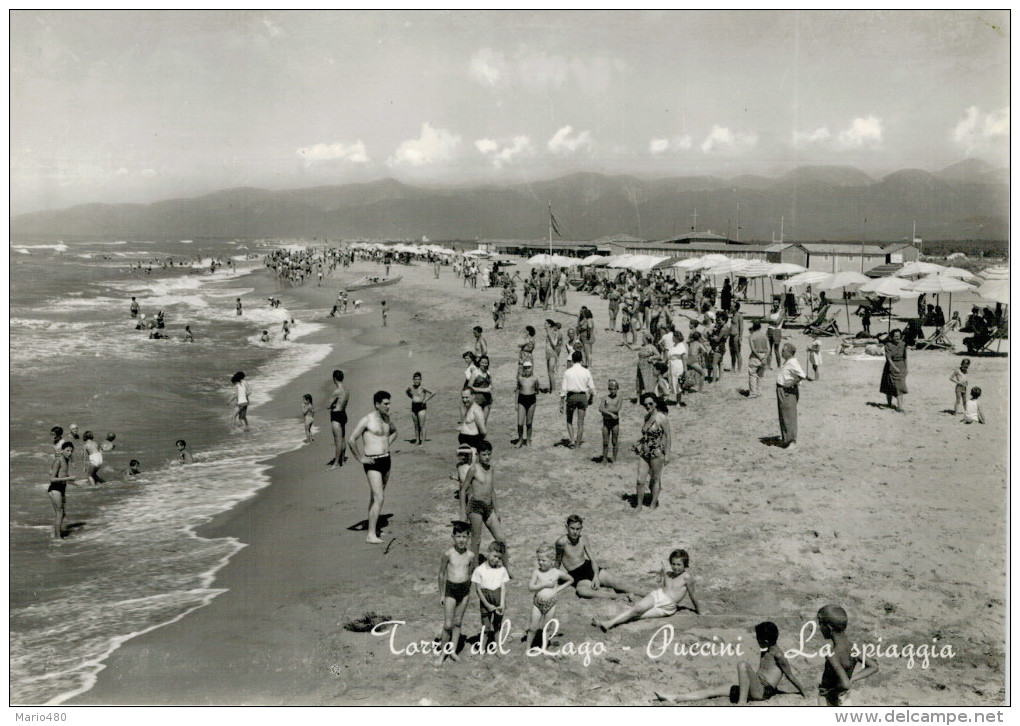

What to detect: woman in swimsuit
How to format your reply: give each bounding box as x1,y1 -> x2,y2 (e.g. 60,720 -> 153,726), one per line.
518,325 -> 536,368
576,306 -> 594,367
544,320 -> 563,393
471,355 -> 493,424
633,393 -> 671,509
347,391 -> 398,543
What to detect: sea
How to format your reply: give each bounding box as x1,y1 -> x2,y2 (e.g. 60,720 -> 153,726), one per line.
9,237 -> 345,704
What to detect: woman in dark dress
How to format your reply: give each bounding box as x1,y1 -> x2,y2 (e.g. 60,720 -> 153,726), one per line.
880,328 -> 908,412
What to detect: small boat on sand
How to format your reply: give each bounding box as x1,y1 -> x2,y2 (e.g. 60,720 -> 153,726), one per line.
346,274 -> 402,291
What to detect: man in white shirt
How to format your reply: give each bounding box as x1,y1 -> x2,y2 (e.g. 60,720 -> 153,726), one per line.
776,343 -> 806,448
559,351 -> 596,448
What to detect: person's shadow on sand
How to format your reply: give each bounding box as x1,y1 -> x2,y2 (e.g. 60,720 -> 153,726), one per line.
759,435 -> 785,447
865,401 -> 892,410
619,492 -> 654,507
348,513 -> 393,532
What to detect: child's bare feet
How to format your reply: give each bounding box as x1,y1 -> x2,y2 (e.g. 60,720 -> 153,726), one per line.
366,534 -> 383,544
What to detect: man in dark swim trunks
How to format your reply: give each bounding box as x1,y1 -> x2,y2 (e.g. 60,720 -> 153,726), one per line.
459,441 -> 508,572
327,370 -> 350,469
555,514 -> 637,599
48,441 -> 76,540
347,391 -> 397,544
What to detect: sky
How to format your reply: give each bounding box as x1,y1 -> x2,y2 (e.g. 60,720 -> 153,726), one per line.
9,10 -> 1011,215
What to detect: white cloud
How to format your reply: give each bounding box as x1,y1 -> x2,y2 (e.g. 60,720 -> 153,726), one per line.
262,17 -> 283,37
791,127 -> 831,147
387,123 -> 461,167
953,106 -> 1009,153
114,167 -> 129,176
469,48 -> 504,86
140,168 -> 156,178
475,135 -> 533,167
649,135 -> 693,154
837,115 -> 883,149
548,126 -> 593,155
469,46 -> 620,94
296,141 -> 370,164
700,126 -> 758,154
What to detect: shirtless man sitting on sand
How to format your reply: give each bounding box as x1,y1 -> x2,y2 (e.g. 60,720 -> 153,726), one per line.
555,514 -> 637,600
347,390 -> 398,544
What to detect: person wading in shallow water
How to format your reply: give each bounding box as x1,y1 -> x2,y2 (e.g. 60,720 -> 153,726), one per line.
347,390 -> 398,544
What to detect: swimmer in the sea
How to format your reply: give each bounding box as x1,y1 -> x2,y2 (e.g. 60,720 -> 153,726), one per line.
48,441 -> 76,539
82,431 -> 104,485
175,439 -> 194,464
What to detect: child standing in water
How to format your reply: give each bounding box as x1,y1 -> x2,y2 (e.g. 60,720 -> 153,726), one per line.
302,394 -> 315,443
524,544 -> 573,651
381,300 -> 387,327
406,372 -> 435,445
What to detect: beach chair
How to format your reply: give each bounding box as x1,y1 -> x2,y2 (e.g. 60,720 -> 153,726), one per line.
916,325 -> 954,351
805,310 -> 840,337
798,304 -> 831,331
978,320 -> 1009,354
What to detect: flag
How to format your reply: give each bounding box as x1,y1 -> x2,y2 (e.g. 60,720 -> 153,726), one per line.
550,211 -> 563,238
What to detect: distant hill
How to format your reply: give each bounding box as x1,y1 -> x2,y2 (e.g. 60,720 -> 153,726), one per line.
10,163 -> 1008,242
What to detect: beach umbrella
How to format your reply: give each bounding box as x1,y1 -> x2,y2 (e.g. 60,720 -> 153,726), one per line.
672,256 -> 706,271
527,253 -> 556,266
976,278 -> 1009,305
818,271 -> 870,330
652,256 -> 681,270
739,260 -> 774,278
550,254 -> 580,267
979,265 -> 1009,280
895,261 -> 945,278
782,270 -> 832,288
606,254 -> 636,269
904,274 -> 974,322
938,267 -> 979,282
860,276 -> 921,331
581,254 -> 610,266
704,258 -> 750,276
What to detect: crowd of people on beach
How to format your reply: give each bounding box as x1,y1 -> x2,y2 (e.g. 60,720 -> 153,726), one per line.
46,243 -> 997,705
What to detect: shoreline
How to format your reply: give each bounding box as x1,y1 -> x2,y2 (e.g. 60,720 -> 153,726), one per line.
70,260 -> 1007,706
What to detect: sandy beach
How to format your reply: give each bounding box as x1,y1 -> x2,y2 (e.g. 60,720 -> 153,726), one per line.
72,259 -> 1007,707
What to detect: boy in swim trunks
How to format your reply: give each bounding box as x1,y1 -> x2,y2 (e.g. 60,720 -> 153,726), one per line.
598,379 -> 623,464
48,441 -> 76,539
406,372 -> 435,445
816,604 -> 879,706
594,549 -> 700,631
655,621 -> 809,704
438,521 -> 475,662
459,441 -> 508,573
555,514 -> 637,600
514,360 -> 540,447
524,544 -> 573,651
471,541 -> 510,649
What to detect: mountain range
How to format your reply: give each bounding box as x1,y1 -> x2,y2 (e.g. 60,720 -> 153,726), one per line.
10,160 -> 1008,243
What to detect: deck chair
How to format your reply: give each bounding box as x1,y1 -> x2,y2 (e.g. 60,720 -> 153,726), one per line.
978,321 -> 1009,354
806,311 -> 840,337
916,325 -> 954,350
798,304 -> 831,330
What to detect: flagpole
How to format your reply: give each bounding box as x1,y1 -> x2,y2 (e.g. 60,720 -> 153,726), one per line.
548,202 -> 553,256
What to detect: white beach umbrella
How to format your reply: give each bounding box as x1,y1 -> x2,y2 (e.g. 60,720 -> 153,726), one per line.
938,267 -> 978,282
979,265 -> 1009,280
527,253 -> 556,266
704,258 -> 750,276
672,256 -> 706,270
976,278 -> 1009,305
903,274 -> 974,294
766,262 -> 807,277
606,254 -> 637,269
738,260 -> 774,278
581,254 -> 610,266
904,273 -> 976,320
782,270 -> 832,288
551,254 -> 581,267
817,270 -> 870,329
895,261 -> 945,278
859,275 -> 922,298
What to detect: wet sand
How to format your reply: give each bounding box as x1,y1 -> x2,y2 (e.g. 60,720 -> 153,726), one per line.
73,261 -> 1007,706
